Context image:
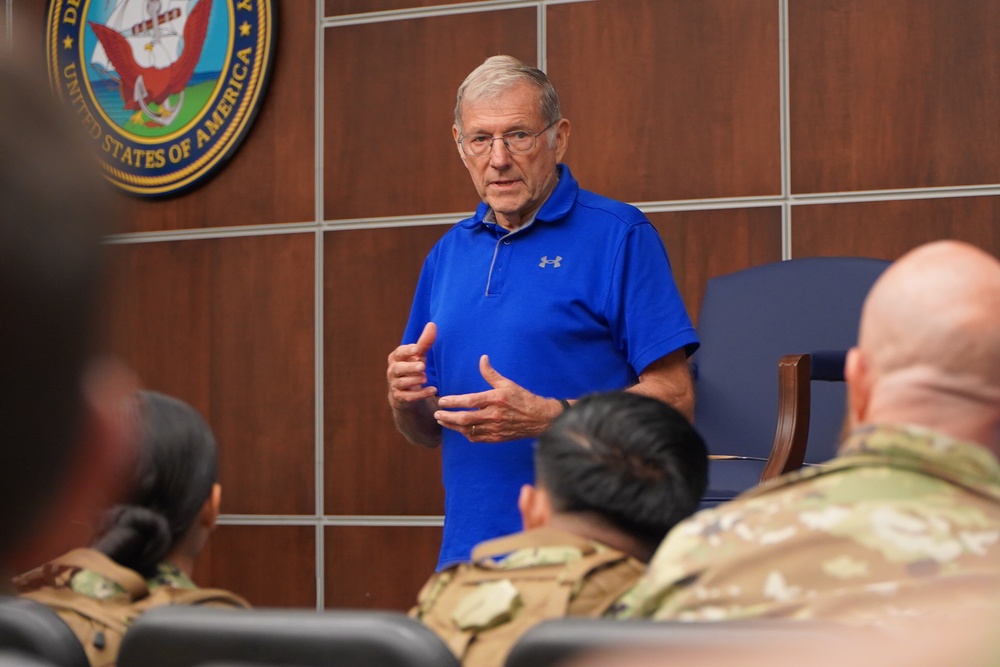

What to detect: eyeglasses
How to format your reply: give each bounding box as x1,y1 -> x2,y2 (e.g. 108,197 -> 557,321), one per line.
458,120 -> 559,157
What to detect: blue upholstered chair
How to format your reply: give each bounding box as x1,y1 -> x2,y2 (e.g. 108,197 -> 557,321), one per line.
117,606 -> 459,667
691,256 -> 891,506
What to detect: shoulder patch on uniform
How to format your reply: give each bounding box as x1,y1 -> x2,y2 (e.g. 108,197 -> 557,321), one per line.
451,579 -> 521,631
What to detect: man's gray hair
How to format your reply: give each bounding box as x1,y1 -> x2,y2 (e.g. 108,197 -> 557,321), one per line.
454,55 -> 562,144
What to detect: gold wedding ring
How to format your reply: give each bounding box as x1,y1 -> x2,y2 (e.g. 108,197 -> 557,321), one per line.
472,424 -> 477,437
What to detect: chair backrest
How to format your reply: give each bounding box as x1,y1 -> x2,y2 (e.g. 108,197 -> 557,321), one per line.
117,606 -> 459,667
0,598 -> 88,667
692,257 -> 890,500
0,651 -> 61,667
504,617 -> 849,667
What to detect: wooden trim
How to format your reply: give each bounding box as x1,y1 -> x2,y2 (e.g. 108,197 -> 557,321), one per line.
761,354 -> 811,481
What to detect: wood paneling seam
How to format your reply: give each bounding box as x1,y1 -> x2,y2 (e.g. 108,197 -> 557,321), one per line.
217,515 -> 444,527
314,0 -> 326,612
779,0 -> 792,260
322,0 -> 593,28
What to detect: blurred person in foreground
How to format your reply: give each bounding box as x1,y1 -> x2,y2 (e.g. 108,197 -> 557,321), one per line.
411,392 -> 708,667
15,391 -> 249,667
611,239 -> 1000,624
0,52 -> 135,588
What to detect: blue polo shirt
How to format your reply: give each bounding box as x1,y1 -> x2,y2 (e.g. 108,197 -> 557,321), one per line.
402,164 -> 698,569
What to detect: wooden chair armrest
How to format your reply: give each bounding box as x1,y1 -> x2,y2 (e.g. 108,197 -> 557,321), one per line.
761,354 -> 811,482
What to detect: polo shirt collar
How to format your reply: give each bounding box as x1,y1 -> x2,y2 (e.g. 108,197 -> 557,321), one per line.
461,163 -> 578,230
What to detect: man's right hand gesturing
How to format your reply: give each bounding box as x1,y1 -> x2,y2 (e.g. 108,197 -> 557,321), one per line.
386,321 -> 441,447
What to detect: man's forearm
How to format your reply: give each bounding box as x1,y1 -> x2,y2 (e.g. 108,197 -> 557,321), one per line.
626,379 -> 694,423
392,395 -> 443,448
626,350 -> 695,423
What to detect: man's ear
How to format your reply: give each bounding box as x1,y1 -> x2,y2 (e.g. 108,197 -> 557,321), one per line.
845,347 -> 871,428
518,484 -> 553,531
452,124 -> 467,163
7,359 -> 139,572
552,118 -> 571,162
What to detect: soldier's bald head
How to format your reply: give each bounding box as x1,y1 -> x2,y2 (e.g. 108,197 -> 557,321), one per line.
850,240 -> 1000,451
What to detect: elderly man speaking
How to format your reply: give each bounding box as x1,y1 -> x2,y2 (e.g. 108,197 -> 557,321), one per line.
386,55 -> 698,569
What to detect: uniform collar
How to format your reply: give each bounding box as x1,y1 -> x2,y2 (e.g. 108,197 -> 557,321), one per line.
748,422 -> 1000,502
838,422 -> 1000,489
472,526 -> 598,562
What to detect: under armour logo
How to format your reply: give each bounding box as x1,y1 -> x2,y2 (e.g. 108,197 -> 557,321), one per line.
539,256 -> 562,268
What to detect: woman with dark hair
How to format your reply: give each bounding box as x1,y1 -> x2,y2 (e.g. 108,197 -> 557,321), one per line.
15,390 -> 248,667
85,390 -> 225,585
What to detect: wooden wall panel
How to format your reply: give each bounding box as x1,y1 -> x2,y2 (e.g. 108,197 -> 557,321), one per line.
323,9 -> 536,220
324,226 -> 446,516
117,1 -> 315,232
12,1 -> 45,57
107,233 -> 316,516
791,198 -> 1000,261
547,0 -> 780,203
324,526 -> 441,611
327,0 -> 468,15
650,207 -> 783,324
194,525 -> 316,608
790,0 -> 1000,193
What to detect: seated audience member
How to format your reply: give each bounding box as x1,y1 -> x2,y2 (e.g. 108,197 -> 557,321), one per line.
411,391 -> 708,667
14,391 -> 249,667
0,53 -> 135,587
612,240 -> 1000,624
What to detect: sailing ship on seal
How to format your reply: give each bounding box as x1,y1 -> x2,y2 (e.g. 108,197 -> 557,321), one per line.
89,0 -> 212,127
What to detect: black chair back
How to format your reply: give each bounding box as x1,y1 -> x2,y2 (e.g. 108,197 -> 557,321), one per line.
0,651 -> 61,667
504,617 -> 847,667
117,606 -> 459,667
0,597 -> 87,667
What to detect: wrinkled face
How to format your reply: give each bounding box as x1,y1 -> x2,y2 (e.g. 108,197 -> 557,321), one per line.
453,82 -> 569,230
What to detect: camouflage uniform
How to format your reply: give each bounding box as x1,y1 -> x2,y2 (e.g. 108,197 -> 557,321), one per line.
412,527 -> 644,667
611,423 -> 1000,624
14,548 -> 248,667
71,559 -> 198,601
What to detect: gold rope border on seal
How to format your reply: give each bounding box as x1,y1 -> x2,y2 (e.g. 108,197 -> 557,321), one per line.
46,0 -> 273,195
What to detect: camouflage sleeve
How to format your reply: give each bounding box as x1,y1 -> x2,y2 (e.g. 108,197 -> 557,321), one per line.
604,516 -> 710,619
607,460 -> 1000,623
70,569 -> 127,600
